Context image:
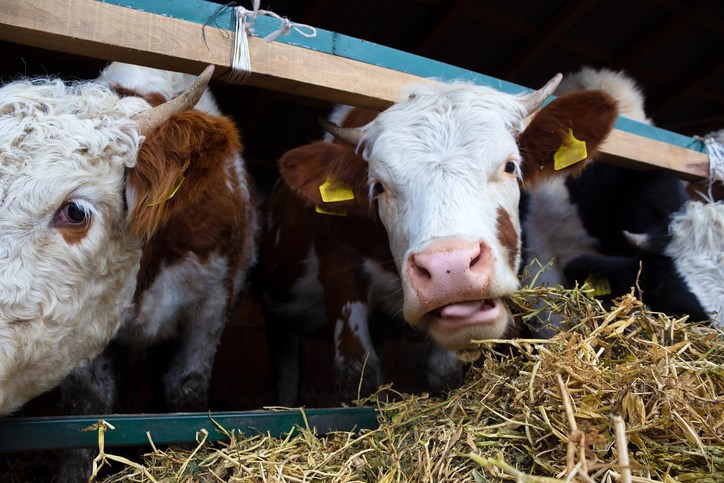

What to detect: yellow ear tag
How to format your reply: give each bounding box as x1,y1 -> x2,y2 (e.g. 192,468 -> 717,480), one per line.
319,176 -> 355,203
584,275 -> 611,297
315,205 -> 347,216
554,129 -> 588,170
146,172 -> 186,207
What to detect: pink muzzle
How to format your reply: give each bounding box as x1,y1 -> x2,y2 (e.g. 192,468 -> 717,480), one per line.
405,238 -> 503,327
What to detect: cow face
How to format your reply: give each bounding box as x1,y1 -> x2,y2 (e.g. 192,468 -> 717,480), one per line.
280,79 -> 618,351
0,66 -> 238,414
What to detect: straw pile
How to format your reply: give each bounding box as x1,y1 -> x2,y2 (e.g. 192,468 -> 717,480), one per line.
98,284 -> 723,482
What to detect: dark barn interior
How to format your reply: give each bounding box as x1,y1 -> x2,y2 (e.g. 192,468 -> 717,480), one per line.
0,0 -> 722,416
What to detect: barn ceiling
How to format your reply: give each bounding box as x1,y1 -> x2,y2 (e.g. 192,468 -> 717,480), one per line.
228,0 -> 723,185
258,0 -> 724,136
1,0 -> 722,188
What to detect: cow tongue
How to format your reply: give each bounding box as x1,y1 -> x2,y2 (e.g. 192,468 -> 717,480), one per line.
439,301 -> 485,318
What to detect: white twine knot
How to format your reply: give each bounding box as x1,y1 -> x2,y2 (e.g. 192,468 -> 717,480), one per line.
207,1 -> 317,84
694,130 -> 724,201
258,9 -> 317,43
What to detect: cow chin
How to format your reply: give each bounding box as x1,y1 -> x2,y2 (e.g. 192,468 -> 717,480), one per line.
403,297 -> 512,351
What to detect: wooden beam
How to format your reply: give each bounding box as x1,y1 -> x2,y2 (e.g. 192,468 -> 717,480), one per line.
598,129 -> 709,180
0,0 -> 424,110
0,0 -> 711,179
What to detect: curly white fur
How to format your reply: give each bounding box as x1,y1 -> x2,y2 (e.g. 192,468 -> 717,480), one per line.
666,201 -> 724,324
0,78 -> 148,414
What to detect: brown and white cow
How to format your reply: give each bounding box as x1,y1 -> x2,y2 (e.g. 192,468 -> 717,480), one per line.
258,77 -> 618,404
0,62 -> 257,418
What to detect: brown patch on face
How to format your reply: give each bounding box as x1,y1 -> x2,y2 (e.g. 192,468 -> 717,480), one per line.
496,206 -> 519,270
58,225 -> 90,245
518,90 -> 618,186
52,201 -> 92,245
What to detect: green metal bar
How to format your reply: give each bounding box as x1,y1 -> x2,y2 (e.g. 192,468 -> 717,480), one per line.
97,0 -> 708,155
0,407 -> 379,452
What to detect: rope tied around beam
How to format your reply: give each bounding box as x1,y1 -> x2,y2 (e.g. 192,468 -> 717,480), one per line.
694,130 -> 724,201
204,1 -> 317,84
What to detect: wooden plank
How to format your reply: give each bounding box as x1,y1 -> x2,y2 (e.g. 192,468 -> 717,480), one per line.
0,0 -> 712,179
0,0 -> 424,109
598,130 -> 710,180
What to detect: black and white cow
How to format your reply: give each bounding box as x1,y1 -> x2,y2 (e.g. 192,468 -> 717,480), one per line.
524,67 -> 723,326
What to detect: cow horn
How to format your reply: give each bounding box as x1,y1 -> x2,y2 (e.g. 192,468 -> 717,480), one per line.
519,73 -> 563,116
134,65 -> 215,136
623,230 -> 652,251
319,118 -> 364,146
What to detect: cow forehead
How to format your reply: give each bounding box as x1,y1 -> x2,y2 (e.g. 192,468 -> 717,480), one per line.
0,79 -> 146,203
362,82 -> 526,175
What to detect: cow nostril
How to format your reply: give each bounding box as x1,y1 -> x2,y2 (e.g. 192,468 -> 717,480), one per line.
411,256 -> 432,280
469,243 -> 488,271
415,264 -> 432,280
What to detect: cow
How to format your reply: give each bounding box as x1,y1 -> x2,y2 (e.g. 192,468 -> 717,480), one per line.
524,67 -> 723,327
0,62 -> 258,420
257,76 -> 619,405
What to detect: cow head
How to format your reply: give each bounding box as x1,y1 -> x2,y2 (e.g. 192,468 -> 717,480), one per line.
0,65 -> 241,414
279,77 -> 618,350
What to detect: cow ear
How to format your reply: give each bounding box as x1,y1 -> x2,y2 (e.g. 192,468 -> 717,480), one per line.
278,141 -> 371,216
126,110 -> 241,239
518,90 -> 618,185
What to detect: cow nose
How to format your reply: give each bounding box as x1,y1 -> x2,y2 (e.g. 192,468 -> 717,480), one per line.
408,240 -> 490,294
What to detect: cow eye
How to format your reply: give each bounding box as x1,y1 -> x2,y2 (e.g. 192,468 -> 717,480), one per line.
504,161 -> 517,174
55,201 -> 90,226
373,182 -> 385,196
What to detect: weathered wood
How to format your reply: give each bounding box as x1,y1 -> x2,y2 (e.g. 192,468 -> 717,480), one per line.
0,0 -> 422,109
0,0 -> 712,179
598,130 -> 709,180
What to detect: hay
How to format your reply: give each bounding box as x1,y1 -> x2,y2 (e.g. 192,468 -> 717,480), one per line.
99,285 -> 723,482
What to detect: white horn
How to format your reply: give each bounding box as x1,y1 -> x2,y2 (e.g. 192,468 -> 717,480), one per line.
134,65 -> 215,136
519,73 -> 563,116
319,118 -> 364,146
623,230 -> 652,250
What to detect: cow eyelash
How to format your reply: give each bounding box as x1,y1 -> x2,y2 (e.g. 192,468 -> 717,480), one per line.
53,199 -> 92,227
503,159 -> 521,177
369,181 -> 386,199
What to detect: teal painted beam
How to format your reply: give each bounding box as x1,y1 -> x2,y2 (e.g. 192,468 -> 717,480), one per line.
97,0 -> 707,156
0,407 -> 379,452
98,0 -> 525,95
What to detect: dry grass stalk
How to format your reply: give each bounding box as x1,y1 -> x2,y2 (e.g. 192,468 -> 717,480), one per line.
99,284 -> 723,482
